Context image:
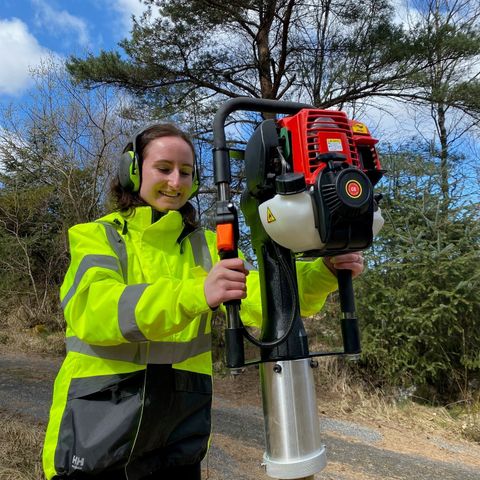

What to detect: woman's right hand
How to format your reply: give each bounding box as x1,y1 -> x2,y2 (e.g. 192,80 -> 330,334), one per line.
204,258 -> 249,309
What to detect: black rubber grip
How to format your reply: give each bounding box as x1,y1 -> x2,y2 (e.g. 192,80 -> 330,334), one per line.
225,328 -> 245,368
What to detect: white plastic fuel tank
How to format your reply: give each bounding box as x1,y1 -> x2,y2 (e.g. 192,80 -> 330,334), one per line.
258,191 -> 325,252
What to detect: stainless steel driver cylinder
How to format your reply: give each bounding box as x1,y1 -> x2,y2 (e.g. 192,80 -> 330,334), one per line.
260,358 -> 326,479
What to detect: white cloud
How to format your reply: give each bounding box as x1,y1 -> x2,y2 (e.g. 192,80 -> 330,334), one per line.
104,0 -> 159,35
32,0 -> 91,48
113,0 -> 148,20
391,0 -> 416,27
0,18 -> 52,96
361,98 -> 435,144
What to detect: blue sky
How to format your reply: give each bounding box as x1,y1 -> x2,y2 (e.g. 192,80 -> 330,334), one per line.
0,0 -> 422,144
0,0 -> 146,98
0,0 -> 478,152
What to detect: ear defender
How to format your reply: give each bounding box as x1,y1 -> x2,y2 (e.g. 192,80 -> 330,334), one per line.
118,124 -> 147,193
118,149 -> 141,192
189,161 -> 200,198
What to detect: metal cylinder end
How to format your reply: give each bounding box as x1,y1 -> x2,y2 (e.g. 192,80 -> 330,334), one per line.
260,359 -> 327,479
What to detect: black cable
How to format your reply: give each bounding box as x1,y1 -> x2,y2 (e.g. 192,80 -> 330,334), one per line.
240,242 -> 299,348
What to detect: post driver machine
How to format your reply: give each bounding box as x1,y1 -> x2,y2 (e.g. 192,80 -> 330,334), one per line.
212,98 -> 384,479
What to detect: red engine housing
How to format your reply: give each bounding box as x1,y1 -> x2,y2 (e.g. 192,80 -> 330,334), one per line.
278,109 -> 383,186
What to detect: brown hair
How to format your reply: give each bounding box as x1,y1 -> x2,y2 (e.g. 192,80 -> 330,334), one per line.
110,123 -> 198,229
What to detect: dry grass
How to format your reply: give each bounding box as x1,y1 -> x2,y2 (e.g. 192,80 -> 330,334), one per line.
0,306 -> 63,480
310,356 -> 480,449
304,310 -> 480,447
0,412 -> 45,480
0,306 -> 65,357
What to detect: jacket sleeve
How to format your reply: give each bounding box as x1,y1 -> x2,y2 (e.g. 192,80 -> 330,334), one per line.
60,222 -> 211,346
240,257 -> 338,323
203,228 -> 337,327
296,258 -> 338,316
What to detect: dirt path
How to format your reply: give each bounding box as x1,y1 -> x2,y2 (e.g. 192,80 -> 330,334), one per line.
1,352 -> 479,479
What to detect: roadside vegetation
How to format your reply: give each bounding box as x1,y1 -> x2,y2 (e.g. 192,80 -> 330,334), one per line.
0,411 -> 44,480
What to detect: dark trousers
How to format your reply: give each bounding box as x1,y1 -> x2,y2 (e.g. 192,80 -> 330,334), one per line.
53,462 -> 201,480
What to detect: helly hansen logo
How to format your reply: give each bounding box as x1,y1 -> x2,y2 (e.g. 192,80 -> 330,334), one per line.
72,455 -> 85,470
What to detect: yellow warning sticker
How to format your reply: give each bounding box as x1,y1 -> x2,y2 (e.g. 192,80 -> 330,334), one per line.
266,207 -> 276,223
352,122 -> 369,134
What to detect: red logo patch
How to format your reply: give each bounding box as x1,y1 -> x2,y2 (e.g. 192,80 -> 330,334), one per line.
346,180 -> 362,198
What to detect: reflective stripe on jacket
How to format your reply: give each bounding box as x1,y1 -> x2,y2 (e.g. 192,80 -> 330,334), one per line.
42,206 -> 338,479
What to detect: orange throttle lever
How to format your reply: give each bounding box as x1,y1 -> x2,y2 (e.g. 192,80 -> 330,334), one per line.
216,223 -> 235,254
216,201 -> 245,370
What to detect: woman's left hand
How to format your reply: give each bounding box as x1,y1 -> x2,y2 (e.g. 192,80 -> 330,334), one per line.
323,252 -> 364,279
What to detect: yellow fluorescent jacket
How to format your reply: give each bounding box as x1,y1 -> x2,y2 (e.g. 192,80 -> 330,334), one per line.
43,206 -> 338,479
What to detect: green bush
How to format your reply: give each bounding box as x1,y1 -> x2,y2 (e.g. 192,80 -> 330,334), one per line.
355,151 -> 480,402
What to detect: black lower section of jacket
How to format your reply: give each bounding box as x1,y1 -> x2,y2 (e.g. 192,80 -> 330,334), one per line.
53,364 -> 212,479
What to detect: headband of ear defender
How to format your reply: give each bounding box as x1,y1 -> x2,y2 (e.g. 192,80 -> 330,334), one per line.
118,123 -> 200,198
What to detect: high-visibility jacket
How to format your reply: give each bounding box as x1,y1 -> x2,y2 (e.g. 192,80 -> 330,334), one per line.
43,206 -> 337,479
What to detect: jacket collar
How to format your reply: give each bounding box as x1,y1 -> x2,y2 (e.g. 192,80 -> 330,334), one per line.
100,206 -> 185,238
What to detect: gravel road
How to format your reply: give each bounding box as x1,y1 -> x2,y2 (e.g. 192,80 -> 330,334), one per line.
1,353 -> 479,480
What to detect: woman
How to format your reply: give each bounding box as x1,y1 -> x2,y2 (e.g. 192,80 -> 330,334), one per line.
43,123 -> 363,479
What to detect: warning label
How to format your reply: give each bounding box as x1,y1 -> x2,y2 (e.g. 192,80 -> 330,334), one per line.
266,207 -> 276,223
352,123 -> 368,134
327,138 -> 343,152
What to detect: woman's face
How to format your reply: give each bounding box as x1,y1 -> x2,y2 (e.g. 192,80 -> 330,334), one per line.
139,136 -> 194,212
